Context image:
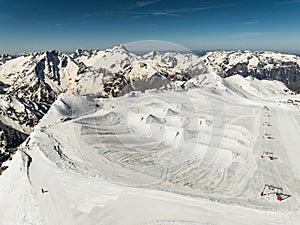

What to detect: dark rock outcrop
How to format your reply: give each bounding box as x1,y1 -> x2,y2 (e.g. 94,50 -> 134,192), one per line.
203,51 -> 300,92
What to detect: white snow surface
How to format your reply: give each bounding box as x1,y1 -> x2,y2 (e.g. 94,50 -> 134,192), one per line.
203,50 -> 300,72
1,74 -> 300,224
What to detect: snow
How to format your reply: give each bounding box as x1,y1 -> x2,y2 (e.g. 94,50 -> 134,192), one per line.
1,74 -> 300,225
0,95 -> 36,134
0,151 -> 41,225
75,46 -> 138,73
203,50 -> 300,81
1,47 -> 300,224
0,55 -> 32,84
225,75 -> 291,99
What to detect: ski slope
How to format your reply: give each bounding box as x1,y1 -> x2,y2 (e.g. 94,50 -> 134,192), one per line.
1,76 -> 300,225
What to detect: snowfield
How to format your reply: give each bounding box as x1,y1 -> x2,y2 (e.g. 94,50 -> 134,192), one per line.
1,73 -> 300,225
1,45 -> 300,155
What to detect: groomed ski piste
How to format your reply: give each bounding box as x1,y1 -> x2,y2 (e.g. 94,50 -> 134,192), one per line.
1,73 -> 300,225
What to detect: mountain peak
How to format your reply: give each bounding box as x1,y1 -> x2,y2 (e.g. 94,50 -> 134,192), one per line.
143,50 -> 161,59
110,45 -> 129,54
46,50 -> 60,56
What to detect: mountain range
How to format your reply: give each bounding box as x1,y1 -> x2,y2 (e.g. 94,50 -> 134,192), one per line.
0,45 -> 299,164
1,45 -> 300,224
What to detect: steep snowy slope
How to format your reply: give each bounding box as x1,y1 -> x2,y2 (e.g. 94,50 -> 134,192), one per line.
0,94 -> 48,153
0,51 -> 78,158
73,45 -> 138,73
0,51 -> 80,102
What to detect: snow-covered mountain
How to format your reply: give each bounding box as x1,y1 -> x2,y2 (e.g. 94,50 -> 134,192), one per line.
0,50 -> 77,159
0,46 -> 206,157
202,50 -> 300,91
1,45 -> 300,224
2,76 -> 300,224
0,46 -> 299,163
0,95 -> 48,152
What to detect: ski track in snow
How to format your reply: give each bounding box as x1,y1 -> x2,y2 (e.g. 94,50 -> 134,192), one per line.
1,83 -> 300,224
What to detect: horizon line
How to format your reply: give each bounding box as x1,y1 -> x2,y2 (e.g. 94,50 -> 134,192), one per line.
1,46 -> 300,56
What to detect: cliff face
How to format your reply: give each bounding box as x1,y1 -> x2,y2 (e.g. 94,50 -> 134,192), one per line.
202,51 -> 300,92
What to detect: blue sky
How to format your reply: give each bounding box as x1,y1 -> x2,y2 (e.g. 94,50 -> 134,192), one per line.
0,0 -> 299,54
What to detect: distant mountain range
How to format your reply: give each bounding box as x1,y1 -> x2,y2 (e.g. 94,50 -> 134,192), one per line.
0,45 -> 299,162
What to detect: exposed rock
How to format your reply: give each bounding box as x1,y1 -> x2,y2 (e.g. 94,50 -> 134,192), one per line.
1,46 -> 299,159
202,51 -> 300,92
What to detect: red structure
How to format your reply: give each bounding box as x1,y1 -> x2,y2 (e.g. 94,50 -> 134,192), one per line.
260,184 -> 290,201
